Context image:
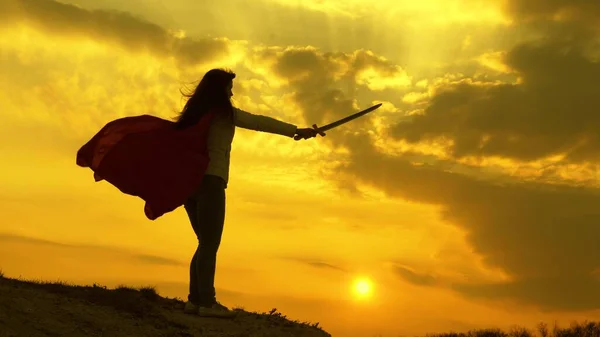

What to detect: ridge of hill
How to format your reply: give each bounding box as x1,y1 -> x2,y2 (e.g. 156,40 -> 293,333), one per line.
0,271 -> 331,337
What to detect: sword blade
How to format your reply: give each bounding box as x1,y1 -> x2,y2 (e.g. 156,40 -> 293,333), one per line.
318,103 -> 382,132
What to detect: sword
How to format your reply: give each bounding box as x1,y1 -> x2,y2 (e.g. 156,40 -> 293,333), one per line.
294,103 -> 382,140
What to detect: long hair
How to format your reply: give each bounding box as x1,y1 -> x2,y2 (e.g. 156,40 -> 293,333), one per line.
173,68 -> 236,130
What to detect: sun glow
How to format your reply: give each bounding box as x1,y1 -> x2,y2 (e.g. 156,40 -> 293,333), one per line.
352,277 -> 373,298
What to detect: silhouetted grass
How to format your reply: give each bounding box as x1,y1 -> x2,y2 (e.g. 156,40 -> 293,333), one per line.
254,308 -> 323,330
424,321 -> 600,337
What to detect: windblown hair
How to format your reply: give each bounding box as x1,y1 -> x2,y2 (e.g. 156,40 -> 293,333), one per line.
173,68 -> 236,130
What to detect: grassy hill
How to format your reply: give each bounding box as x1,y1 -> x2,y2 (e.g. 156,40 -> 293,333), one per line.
0,271 -> 331,337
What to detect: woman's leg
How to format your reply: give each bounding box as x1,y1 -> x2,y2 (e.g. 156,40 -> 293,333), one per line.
183,198 -> 201,304
184,175 -> 226,306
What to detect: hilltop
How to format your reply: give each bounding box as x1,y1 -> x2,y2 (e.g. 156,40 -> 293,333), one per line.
0,271 -> 331,337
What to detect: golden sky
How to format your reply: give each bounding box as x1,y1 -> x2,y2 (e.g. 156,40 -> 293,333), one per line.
1,0 -> 600,336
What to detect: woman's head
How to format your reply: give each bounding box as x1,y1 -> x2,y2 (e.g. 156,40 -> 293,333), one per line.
174,68 -> 236,129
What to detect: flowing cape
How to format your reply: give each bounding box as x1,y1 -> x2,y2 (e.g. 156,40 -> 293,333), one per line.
76,113 -> 215,220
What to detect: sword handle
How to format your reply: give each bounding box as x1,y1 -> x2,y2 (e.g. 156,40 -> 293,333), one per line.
293,124 -> 326,141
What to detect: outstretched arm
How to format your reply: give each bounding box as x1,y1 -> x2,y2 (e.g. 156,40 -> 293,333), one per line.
234,107 -> 298,137
234,107 -> 321,140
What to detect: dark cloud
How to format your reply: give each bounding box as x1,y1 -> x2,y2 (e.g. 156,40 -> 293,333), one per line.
394,266 -> 438,287
58,0 -> 407,65
0,0 -> 229,66
335,136 -> 600,311
382,1 -> 600,165
134,254 -> 185,267
281,257 -> 346,272
390,39 -> 600,163
0,233 -> 72,248
256,46 -> 406,134
452,276 -> 600,312
504,0 -> 600,26
304,261 -> 346,272
0,233 -> 185,267
56,0 -> 519,78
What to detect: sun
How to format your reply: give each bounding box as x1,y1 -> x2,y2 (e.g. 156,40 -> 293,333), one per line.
352,277 -> 373,298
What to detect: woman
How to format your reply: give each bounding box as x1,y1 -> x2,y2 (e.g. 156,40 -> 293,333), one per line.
76,68 -> 320,318
172,69 -> 319,317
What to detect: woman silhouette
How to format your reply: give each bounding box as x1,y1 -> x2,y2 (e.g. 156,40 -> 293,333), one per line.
173,69 -> 319,317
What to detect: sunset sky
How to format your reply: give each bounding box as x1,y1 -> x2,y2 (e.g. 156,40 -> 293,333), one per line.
1,0 -> 600,336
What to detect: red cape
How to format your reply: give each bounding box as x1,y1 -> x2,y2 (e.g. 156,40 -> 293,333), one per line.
76,113 -> 215,220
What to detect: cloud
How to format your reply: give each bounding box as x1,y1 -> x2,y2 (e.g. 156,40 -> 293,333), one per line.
0,0 -> 231,66
0,233 -> 185,267
282,257 -> 347,272
305,261 -> 345,271
251,46 -> 410,134
503,0 -> 600,26
390,38 -> 600,164
452,276 -> 600,312
0,233 -> 72,248
333,135 -> 600,311
134,254 -> 186,267
394,265 -> 437,287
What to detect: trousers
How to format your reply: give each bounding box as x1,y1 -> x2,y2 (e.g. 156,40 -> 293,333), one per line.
183,174 -> 226,305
